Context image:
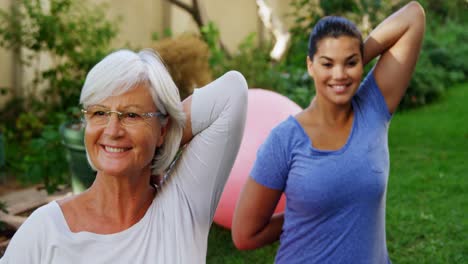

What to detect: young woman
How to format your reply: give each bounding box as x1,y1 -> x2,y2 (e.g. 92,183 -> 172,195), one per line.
1,49 -> 248,263
232,2 -> 425,263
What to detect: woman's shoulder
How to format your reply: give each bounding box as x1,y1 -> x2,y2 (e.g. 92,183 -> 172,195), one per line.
12,200 -> 67,240
271,116 -> 301,135
356,70 -> 378,95
0,201 -> 61,262
23,201 -> 63,228
8,201 -> 61,245
354,69 -> 392,121
264,116 -> 306,150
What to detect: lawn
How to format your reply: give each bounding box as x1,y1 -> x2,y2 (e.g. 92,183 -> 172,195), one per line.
206,83 -> 468,263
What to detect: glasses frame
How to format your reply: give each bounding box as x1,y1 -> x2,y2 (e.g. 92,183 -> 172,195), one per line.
81,107 -> 167,127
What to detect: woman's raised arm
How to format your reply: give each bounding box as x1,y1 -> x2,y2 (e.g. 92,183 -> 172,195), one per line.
180,96 -> 193,147
363,1 -> 426,113
167,71 -> 248,231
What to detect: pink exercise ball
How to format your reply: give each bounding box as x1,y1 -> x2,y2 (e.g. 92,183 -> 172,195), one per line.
213,89 -> 302,229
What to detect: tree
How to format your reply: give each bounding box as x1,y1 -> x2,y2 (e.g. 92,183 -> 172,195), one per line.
166,0 -> 230,57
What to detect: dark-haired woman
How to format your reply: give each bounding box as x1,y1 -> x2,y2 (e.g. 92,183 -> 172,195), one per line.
232,2 -> 425,263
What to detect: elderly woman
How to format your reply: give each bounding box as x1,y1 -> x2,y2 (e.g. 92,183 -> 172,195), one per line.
1,49 -> 248,263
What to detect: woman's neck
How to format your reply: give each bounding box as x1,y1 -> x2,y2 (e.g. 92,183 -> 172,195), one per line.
305,96 -> 353,127
79,169 -> 156,230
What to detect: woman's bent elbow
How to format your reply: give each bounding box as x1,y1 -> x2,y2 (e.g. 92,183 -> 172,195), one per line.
230,71 -> 248,110
408,1 -> 426,22
231,231 -> 257,250
231,221 -> 260,250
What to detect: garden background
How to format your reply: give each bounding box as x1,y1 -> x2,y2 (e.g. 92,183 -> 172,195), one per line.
0,0 -> 466,263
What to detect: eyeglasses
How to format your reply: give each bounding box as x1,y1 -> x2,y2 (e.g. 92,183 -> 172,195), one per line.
81,106 -> 167,127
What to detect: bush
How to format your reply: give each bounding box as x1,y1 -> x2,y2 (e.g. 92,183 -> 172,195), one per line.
212,33 -> 278,88
0,0 -> 117,192
19,124 -> 69,193
401,19 -> 467,108
153,34 -> 213,100
202,22 -> 314,108
0,0 -> 117,113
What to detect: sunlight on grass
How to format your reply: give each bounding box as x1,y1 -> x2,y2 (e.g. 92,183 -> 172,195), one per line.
207,83 -> 468,263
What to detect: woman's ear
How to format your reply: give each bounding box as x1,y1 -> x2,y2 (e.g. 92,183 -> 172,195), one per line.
150,173 -> 163,187
306,56 -> 314,78
157,118 -> 170,147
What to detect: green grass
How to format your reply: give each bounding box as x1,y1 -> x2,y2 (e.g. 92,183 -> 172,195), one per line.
206,83 -> 468,263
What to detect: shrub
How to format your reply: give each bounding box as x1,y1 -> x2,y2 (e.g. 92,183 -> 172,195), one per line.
401,19 -> 467,108
212,33 -> 278,88
153,34 -> 213,100
20,124 -> 69,193
201,22 -> 315,108
0,0 -> 117,192
0,0 -> 118,113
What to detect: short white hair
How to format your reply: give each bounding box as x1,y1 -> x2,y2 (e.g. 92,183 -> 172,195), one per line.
80,49 -> 186,175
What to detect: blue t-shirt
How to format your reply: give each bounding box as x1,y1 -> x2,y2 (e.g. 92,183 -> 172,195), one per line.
251,71 -> 392,264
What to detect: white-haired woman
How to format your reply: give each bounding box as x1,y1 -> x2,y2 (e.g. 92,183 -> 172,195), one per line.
1,49 -> 248,263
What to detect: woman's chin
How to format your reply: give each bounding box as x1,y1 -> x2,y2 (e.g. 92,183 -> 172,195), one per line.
97,168 -> 129,177
335,87 -> 359,103
94,160 -> 133,177
326,94 -> 353,106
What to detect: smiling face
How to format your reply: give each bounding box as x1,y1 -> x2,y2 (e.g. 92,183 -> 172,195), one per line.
307,36 -> 364,106
84,84 -> 166,178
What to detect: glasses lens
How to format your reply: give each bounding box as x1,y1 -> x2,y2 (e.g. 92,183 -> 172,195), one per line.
85,106 -> 109,125
121,112 -> 144,126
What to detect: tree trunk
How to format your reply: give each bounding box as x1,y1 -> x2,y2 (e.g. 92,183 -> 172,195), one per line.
256,0 -> 291,61
166,0 -> 231,57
